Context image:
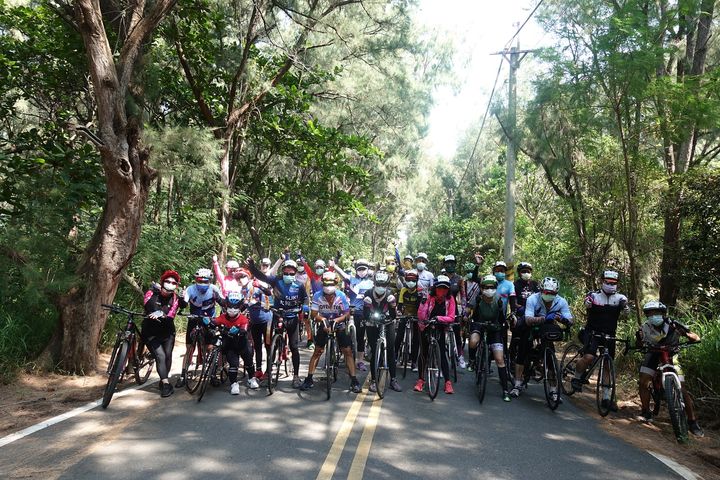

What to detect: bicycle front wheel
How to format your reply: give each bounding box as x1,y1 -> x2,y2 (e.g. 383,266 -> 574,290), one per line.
197,350 -> 218,403
446,330 -> 458,383
665,375 -> 689,443
543,347 -> 561,410
102,338 -> 129,409
326,336 -> 336,401
596,354 -> 616,417
560,343 -> 582,396
348,323 -> 358,365
183,332 -> 204,393
475,338 -> 488,404
375,338 -> 388,399
427,340 -> 441,400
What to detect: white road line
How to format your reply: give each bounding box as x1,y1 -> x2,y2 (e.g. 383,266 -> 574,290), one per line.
0,377 -> 159,449
647,451 -> 702,480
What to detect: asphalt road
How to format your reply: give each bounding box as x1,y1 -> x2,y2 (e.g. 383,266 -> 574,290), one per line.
0,347 -> 685,480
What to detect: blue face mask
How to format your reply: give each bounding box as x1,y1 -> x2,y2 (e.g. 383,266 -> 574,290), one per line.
648,314 -> 665,327
494,272 -> 506,282
196,284 -> 209,295
283,275 -> 294,285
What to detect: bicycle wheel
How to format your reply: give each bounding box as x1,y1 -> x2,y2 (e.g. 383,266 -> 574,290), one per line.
133,337 -> 155,385
446,329 -> 458,383
197,350 -> 218,403
427,340 -> 441,400
348,323 -> 358,365
184,332 -> 205,394
375,338 -> 388,399
267,334 -> 283,395
560,343 -> 582,396
664,376 -> 689,443
401,326 -> 412,378
326,336 -> 336,400
651,383 -> 663,416
475,338 -> 488,404
596,354 -> 616,417
543,347 -> 561,410
102,338 -> 129,409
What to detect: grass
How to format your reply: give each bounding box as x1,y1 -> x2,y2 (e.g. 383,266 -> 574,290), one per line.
0,310 -> 56,383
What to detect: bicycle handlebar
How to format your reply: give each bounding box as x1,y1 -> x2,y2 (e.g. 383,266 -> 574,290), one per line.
102,304 -> 146,317
625,341 -> 700,356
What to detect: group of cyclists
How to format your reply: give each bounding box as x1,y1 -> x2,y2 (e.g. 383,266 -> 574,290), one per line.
139,246 -> 704,438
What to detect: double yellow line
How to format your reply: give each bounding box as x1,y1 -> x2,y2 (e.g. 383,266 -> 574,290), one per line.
315,378 -> 384,480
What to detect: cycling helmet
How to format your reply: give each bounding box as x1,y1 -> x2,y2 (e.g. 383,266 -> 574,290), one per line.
385,255 -> 396,264
281,259 -> 298,272
480,274 -> 498,287
194,268 -> 212,282
602,270 -> 619,282
435,275 -> 451,288
236,268 -> 250,278
321,271 -> 337,286
415,252 -> 428,262
492,261 -> 508,271
541,277 -> 559,293
261,257 -> 272,267
517,262 -> 533,272
642,300 -> 667,314
444,254 -> 456,263
226,260 -> 240,270
374,270 -> 390,286
314,259 -> 326,269
160,270 -> 181,284
354,258 -> 370,269
226,291 -> 244,316
404,269 -> 418,281
403,254 -> 414,262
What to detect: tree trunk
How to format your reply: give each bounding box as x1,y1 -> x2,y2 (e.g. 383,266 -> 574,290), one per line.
659,178 -> 683,306
220,140 -> 231,264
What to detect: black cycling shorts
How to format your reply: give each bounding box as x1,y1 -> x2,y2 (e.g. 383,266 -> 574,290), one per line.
314,325 -> 352,350
580,329 -> 616,358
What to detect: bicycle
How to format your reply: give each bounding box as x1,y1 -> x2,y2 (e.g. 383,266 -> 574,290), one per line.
521,322 -> 567,410
196,323 -> 233,402
559,332 -> 629,416
471,321 -> 498,404
180,314 -> 212,394
444,319 -> 460,383
396,315 -> 417,379
321,319 -> 344,401
626,341 -> 699,443
266,308 -> 300,395
423,318 -> 446,401
367,311 -> 395,399
348,306 -> 358,366
100,304 -> 155,409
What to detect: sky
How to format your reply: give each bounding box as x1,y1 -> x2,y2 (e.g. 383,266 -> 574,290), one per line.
414,0 -> 548,159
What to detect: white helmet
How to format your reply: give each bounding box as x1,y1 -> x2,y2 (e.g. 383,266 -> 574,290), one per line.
602,270 -> 619,281
321,271 -> 337,285
541,277 -> 559,293
195,268 -> 212,280
444,254 -> 456,262
416,252 -> 428,262
374,270 -> 390,286
642,300 -> 667,314
435,275 -> 451,288
314,259 -> 327,269
261,257 -> 272,266
281,259 -> 298,271
226,260 -> 240,270
493,261 -> 508,270
354,258 -> 370,269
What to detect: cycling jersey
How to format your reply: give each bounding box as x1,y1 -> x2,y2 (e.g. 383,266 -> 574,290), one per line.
213,260 -> 241,295
585,290 -> 628,334
524,292 -> 572,322
398,287 -> 419,316
184,284 -> 223,317
496,279 -> 516,315
249,264 -> 307,311
640,320 -> 681,347
143,289 -> 183,338
472,295 -> 504,331
214,312 -> 250,331
513,279 -> 539,308
362,289 -> 397,321
465,280 -> 480,310
418,270 -> 435,291
311,290 -> 350,326
347,276 -> 375,310
418,294 -> 456,330
242,282 -> 273,325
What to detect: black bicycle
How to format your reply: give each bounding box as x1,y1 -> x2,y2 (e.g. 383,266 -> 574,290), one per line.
396,315 -> 417,379
521,322 -> 566,410
321,319 -> 344,401
196,324 -> 233,402
367,311 -> 395,399
423,318 -> 446,400
101,304 -> 155,409
266,308 -> 300,394
444,321 -> 460,383
560,332 -> 629,416
180,314 -> 212,394
472,321 -> 498,404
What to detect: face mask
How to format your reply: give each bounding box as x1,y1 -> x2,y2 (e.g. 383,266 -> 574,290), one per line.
482,288 -> 497,298
295,273 -> 307,283
542,293 -> 556,303
315,268 -> 325,275
196,284 -> 209,294
227,307 -> 241,317
386,265 -> 396,273
261,266 -> 270,273
465,273 -> 472,281
436,287 -> 449,297
375,286 -> 387,295
402,260 -> 413,269
323,285 -> 336,295
416,262 -> 426,271
521,272 -> 532,281
239,277 -> 249,287
163,282 -> 177,291
357,269 -> 368,278
601,283 -> 617,295
494,272 -> 506,282
648,314 -> 664,327
445,265 -> 456,273
283,275 -> 294,285
406,281 -> 417,289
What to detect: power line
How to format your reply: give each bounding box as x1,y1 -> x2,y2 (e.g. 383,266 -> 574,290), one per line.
504,0 -> 545,49
457,58 -> 504,188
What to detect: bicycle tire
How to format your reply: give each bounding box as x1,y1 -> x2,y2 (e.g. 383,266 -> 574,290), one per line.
446,329 -> 458,383
427,340 -> 441,400
665,376 -> 689,443
543,347 -> 561,410
133,337 -> 155,385
326,336 -> 336,400
348,323 -> 358,365
596,354 -> 616,417
560,343 -> 582,396
651,384 -> 662,416
184,332 -> 205,394
267,334 -> 283,395
375,338 -> 388,399
102,339 -> 129,409
403,326 -> 412,378
476,338 -> 488,404
197,349 -> 218,403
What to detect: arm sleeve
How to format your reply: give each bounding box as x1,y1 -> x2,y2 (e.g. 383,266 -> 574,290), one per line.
335,267 -> 351,283
213,261 -> 227,293
269,256 -> 283,276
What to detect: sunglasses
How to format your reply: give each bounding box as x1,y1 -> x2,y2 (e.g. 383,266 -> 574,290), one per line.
542,290 -> 557,295
165,280 -> 178,285
604,280 -> 618,285
357,267 -> 368,271
195,279 -> 210,284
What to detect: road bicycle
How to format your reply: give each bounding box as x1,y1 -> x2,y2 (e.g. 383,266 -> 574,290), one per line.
321,319 -> 344,401
396,315 -> 417,379
560,331 -> 629,416
521,322 -> 567,411
471,321 -> 499,404
367,311 -> 395,399
444,320 -> 460,383
180,314 -> 212,394
196,324 -> 233,402
101,304 -> 155,409
266,308 -> 300,394
423,318 -> 447,401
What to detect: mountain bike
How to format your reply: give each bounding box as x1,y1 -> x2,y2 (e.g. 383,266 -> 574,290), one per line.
560,332 -> 629,416
266,308 -> 300,394
101,304 -> 155,409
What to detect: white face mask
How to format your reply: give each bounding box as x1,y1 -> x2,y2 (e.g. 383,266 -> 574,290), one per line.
163,282 -> 177,291
227,308 -> 241,317
357,269 -> 368,278
521,272 -> 532,281
375,286 -> 387,296
239,277 -> 250,286
406,281 -> 417,289
601,283 -> 617,295
316,268 -> 325,275
482,288 -> 497,298
416,262 -> 426,271
323,285 -> 336,295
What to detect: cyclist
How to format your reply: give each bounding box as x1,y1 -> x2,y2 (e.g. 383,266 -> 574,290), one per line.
212,256 -> 243,295
143,270 -> 186,398
491,260 -> 517,317
464,262 -> 480,309
395,269 -> 421,372
300,272 -> 361,393
335,258 -> 374,371
301,257 -> 331,350
415,275 -> 457,394
213,291 -> 259,393
444,254 -> 467,368
509,262 -> 539,365
509,277 -> 573,400
176,268 -> 224,388
238,267 -> 273,384
364,270 -> 402,393
415,252 -> 435,291
292,256 -> 314,351
248,257 -> 307,388
468,275 -> 511,402
635,301 -> 703,437
571,271 -> 628,410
